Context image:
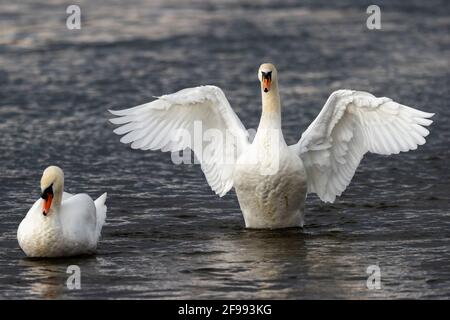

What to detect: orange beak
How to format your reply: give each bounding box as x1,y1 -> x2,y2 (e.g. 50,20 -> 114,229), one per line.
262,78 -> 271,92
42,194 -> 53,216
41,184 -> 54,216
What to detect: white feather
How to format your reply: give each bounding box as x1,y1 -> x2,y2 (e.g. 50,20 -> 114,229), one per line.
109,85 -> 249,196
290,90 -> 434,203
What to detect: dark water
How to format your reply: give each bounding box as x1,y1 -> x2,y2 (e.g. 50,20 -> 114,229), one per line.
0,0 -> 449,299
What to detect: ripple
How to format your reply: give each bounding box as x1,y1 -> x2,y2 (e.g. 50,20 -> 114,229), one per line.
0,0 -> 449,299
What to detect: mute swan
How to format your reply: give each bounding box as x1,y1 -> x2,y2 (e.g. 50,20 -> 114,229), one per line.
109,63 -> 433,229
17,166 -> 107,257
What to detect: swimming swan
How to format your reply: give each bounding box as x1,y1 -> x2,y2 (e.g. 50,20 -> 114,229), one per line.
17,166 -> 107,257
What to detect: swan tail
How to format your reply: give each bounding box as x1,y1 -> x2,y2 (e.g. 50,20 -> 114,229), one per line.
94,192 -> 107,240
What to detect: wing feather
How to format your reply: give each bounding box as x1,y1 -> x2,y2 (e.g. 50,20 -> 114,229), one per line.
290,90 -> 434,202
110,85 -> 249,196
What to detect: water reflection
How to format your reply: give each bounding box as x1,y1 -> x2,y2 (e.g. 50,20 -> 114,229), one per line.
17,256 -> 97,299
203,228 -> 378,299
187,229 -> 307,299
18,259 -> 66,299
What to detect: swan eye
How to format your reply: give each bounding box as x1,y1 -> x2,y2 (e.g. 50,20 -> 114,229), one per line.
261,71 -> 272,79
41,184 -> 53,200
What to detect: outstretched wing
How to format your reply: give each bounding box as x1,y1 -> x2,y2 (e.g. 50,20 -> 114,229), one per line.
290,90 -> 434,203
109,85 -> 249,196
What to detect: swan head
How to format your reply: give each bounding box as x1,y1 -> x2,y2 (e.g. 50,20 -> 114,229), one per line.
258,63 -> 278,93
40,166 -> 64,216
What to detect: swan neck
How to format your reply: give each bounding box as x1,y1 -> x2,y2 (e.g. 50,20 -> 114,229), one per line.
53,183 -> 63,210
260,83 -> 281,129
46,181 -> 63,216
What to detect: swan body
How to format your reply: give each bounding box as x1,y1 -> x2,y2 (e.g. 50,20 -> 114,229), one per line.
110,63 -> 433,229
17,166 -> 107,257
234,134 -> 307,228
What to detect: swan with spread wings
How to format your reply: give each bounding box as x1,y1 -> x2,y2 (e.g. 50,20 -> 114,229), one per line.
109,63 -> 433,229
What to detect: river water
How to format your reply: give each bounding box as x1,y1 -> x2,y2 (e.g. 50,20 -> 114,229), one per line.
0,0 -> 449,299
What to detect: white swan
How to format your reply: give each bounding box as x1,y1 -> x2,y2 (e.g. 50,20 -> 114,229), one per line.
109,63 -> 433,229
17,166 -> 107,257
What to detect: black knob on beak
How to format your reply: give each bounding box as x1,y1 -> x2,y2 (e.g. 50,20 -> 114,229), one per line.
261,71 -> 272,93
41,184 -> 54,199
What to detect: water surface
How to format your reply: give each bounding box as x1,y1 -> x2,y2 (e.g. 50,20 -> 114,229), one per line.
0,0 -> 449,299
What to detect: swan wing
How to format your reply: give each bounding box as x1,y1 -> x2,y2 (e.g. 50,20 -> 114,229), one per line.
94,193 -> 107,240
60,194 -> 97,242
109,85 -> 249,196
290,90 -> 434,203
62,191 -> 74,201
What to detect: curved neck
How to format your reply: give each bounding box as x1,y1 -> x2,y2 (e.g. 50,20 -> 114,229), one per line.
259,81 -> 281,130
49,182 -> 64,214
53,184 -> 64,209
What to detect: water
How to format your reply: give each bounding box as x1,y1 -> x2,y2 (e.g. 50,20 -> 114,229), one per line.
0,0 -> 449,299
